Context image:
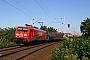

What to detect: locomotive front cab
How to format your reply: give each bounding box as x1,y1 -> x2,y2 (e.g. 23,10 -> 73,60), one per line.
14,26 -> 30,44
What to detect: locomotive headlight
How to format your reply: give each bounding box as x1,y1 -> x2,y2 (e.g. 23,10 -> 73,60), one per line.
16,34 -> 19,36
24,34 -> 27,36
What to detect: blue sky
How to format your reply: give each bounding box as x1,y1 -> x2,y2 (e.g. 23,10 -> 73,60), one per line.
0,0 -> 90,35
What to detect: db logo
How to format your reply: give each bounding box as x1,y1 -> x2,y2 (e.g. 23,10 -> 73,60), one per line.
39,32 -> 42,36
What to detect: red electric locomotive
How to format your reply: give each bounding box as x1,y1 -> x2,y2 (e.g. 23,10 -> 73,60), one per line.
14,24 -> 47,44
14,24 -> 64,45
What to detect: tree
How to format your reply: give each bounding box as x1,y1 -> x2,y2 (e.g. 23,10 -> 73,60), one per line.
80,18 -> 90,37
0,27 -> 16,48
0,27 -> 16,42
40,26 -> 48,32
40,26 -> 57,32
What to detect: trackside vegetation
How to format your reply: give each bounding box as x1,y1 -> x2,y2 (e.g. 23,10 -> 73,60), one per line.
0,26 -> 57,48
50,38 -> 90,60
0,27 -> 16,48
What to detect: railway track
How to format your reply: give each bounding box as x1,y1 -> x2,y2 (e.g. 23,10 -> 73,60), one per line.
0,46 -> 22,52
0,41 -> 61,60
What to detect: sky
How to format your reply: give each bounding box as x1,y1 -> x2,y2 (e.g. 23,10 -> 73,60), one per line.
0,0 -> 90,35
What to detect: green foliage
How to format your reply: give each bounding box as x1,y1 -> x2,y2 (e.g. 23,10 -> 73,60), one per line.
0,39 -> 16,48
40,26 -> 57,32
50,38 -> 90,60
0,27 -> 16,48
80,18 -> 90,36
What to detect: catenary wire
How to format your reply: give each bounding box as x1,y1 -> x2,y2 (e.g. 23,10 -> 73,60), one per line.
14,0 -> 43,25
41,0 -> 54,19
2,0 -> 32,18
13,0 -> 41,18
41,0 -> 64,24
35,0 -> 53,21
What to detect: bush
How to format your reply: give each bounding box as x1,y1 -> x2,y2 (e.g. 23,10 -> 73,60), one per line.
50,38 -> 90,60
0,27 -> 16,48
0,40 -> 16,48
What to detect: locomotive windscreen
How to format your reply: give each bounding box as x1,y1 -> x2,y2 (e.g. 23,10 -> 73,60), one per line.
17,28 -> 28,32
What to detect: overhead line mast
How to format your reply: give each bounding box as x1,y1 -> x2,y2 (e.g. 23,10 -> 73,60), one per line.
52,17 -> 66,37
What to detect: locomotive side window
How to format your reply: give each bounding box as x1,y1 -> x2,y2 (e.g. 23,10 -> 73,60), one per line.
17,28 -> 28,32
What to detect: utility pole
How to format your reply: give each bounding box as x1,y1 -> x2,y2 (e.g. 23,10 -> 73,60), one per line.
53,17 -> 66,37
55,17 -> 66,33
30,19 -> 34,25
61,17 -> 66,37
73,28 -> 75,35
64,17 -> 66,34
52,17 -> 66,37
38,22 -> 43,26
